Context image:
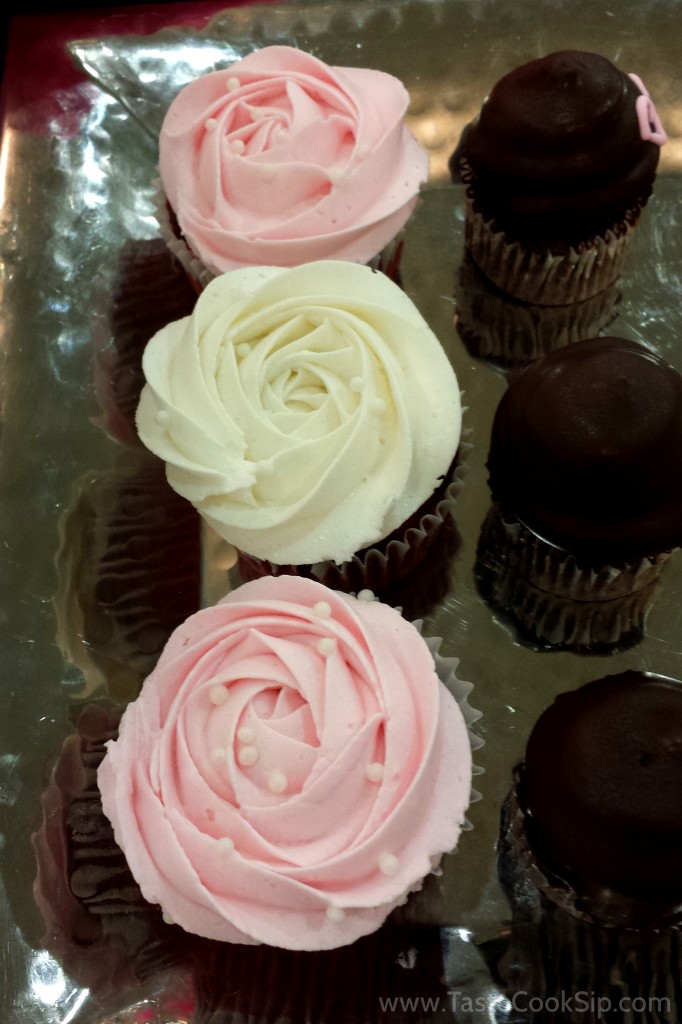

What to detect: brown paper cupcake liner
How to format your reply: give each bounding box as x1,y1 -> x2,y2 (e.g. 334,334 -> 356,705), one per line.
153,179 -> 406,290
498,785 -> 681,1023
475,506 -> 672,649
458,162 -> 641,306
454,252 -> 621,367
237,434 -> 471,600
464,201 -> 637,306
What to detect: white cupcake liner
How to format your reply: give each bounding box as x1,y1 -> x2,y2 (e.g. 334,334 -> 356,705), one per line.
238,434 -> 471,597
475,506 -> 672,648
389,627 -> 484,926
153,179 -> 407,289
423,633 -> 484,832
454,253 -> 621,367
498,786 -> 681,1022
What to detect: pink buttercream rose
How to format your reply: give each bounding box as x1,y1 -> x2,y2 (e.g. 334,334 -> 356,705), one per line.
158,46 -> 429,272
98,577 -> 472,950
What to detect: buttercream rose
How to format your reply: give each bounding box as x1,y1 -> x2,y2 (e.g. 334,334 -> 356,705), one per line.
136,260 -> 461,565
98,576 -> 473,950
158,45 -> 429,273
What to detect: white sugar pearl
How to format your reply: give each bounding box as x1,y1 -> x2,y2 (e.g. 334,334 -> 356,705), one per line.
230,139 -> 245,155
238,745 -> 259,767
267,769 -> 288,794
313,601 -> 332,619
237,342 -> 250,358
326,905 -> 346,922
379,853 -> 399,877
317,637 -> 337,656
237,726 -> 255,744
328,168 -> 345,185
226,76 -> 240,91
209,685 -> 229,706
251,107 -> 266,121
217,837 -> 235,855
366,762 -> 384,783
357,589 -> 375,602
349,377 -> 364,393
162,911 -> 174,926
211,747 -> 227,763
204,117 -> 218,132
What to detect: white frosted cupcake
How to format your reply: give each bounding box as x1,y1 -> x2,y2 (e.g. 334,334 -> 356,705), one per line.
136,260 -> 464,594
156,45 -> 428,290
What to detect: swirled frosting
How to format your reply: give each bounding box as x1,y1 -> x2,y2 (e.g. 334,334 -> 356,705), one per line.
136,260 -> 461,565
454,51 -> 664,244
158,46 -> 428,271
98,576 -> 473,949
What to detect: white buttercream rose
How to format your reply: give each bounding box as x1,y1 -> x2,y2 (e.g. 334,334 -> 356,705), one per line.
158,45 -> 429,271
98,576 -> 473,949
136,260 -> 461,565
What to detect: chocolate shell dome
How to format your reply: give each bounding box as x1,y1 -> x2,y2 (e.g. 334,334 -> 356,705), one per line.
518,671 -> 682,915
487,337 -> 682,561
455,51 -> 662,244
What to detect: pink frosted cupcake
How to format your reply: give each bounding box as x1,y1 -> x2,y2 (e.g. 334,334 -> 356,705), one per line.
155,45 -> 428,290
136,260 -> 464,595
98,576 -> 476,950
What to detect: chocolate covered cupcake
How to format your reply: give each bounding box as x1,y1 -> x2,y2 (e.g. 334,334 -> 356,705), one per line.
499,672 -> 682,1022
476,336 -> 682,648
451,52 -> 666,305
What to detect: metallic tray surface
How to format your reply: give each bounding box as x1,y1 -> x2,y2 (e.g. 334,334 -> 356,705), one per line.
1,1 -> 682,1020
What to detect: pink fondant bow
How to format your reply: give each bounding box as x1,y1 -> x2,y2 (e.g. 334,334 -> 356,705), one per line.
628,73 -> 667,146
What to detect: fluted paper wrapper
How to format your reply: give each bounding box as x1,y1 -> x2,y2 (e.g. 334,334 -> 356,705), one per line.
462,183 -> 640,306
475,506 -> 672,649
498,786 -> 681,1023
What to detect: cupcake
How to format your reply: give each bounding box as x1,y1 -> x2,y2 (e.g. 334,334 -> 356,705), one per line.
476,336 -> 682,648
450,51 -> 666,305
136,259 -> 464,594
156,45 -> 428,291
454,252 -> 621,369
499,671 -> 682,1021
98,575 -> 476,950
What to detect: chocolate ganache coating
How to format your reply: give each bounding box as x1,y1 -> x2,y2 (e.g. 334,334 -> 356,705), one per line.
455,51 -> 661,245
487,337 -> 682,562
518,671 -> 682,916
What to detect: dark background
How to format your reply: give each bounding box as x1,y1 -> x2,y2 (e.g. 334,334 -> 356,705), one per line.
0,1 -> 211,85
